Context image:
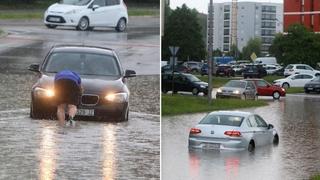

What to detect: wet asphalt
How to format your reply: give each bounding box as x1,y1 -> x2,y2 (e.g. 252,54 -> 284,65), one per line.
0,17 -> 160,179
162,95 -> 320,180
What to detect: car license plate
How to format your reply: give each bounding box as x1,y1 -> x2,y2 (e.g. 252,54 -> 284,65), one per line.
308,87 -> 313,90
203,143 -> 220,149
49,17 -> 60,22
76,109 -> 94,116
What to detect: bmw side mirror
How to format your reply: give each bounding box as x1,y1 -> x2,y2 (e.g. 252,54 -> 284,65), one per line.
124,69 -> 136,78
268,124 -> 274,129
28,63 -> 40,72
92,5 -> 100,11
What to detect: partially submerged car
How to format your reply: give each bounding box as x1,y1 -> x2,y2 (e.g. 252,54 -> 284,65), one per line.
245,79 -> 286,99
188,111 -> 279,152
216,80 -> 257,100
28,45 -> 136,122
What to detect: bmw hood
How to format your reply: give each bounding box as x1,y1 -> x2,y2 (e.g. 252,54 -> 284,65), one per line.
36,74 -> 126,95
47,3 -> 83,14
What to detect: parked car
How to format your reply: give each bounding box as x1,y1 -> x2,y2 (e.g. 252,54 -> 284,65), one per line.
162,73 -> 208,95
264,64 -> 282,75
232,64 -> 245,75
242,64 -> 267,78
284,64 -> 320,77
216,80 -> 257,100
216,64 -> 235,77
161,64 -> 191,73
271,67 -> 284,76
188,111 -> 279,152
273,73 -> 316,89
304,77 -> 320,93
183,61 -> 203,73
200,63 -> 217,76
245,79 -> 286,99
44,0 -> 128,32
28,45 -> 136,121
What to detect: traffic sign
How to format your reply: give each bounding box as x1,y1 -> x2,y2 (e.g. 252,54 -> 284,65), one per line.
169,46 -> 179,56
250,52 -> 257,61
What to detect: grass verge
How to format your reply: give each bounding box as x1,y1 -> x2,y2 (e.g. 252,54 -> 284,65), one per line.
0,29 -> 3,35
311,175 -> 320,180
0,7 -> 159,20
162,94 -> 268,116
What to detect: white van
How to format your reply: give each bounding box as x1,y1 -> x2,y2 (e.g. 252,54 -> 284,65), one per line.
44,0 -> 128,32
255,57 -> 277,65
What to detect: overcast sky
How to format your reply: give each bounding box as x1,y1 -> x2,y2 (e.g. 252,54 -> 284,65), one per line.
170,0 -> 283,14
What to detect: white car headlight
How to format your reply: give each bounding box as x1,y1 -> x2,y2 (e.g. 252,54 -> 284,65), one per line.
34,87 -> 54,98
105,93 -> 128,103
233,90 -> 240,94
217,88 -> 222,93
200,85 -> 205,88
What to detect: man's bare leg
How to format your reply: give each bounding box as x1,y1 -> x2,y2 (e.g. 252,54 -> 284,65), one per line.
57,104 -> 67,125
68,104 -> 77,120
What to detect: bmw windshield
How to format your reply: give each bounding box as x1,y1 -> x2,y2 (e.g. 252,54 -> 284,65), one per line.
59,0 -> 92,5
44,52 -> 120,76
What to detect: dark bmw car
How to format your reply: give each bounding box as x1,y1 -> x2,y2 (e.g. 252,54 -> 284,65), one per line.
304,76 -> 320,93
162,73 -> 208,95
28,45 -> 136,122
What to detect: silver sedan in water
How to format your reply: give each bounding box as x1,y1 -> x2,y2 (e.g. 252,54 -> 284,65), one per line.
188,111 -> 279,152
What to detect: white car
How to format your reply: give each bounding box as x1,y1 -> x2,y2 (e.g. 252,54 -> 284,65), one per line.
284,64 -> 320,77
273,73 -> 316,88
264,64 -> 282,75
44,0 -> 128,32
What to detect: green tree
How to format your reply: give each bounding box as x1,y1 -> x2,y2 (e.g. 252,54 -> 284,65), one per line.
213,48 -> 223,57
162,4 -> 206,61
269,24 -> 320,67
242,38 -> 262,60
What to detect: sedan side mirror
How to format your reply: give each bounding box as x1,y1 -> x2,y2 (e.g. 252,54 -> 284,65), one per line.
268,124 -> 274,129
28,63 -> 40,72
124,69 -> 136,78
92,5 -> 100,11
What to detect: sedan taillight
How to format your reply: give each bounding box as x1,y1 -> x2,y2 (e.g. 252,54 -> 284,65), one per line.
224,131 -> 241,137
190,128 -> 201,134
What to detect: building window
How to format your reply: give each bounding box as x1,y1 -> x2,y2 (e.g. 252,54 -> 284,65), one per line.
262,6 -> 276,13
224,13 -> 230,20
224,5 -> 230,12
224,21 -> 230,27
224,29 -> 230,35
223,44 -> 229,51
224,37 -> 230,43
261,21 -> 276,28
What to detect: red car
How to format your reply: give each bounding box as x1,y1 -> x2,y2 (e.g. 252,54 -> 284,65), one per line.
245,79 -> 286,99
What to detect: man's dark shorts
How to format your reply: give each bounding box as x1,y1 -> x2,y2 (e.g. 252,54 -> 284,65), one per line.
54,79 -> 81,106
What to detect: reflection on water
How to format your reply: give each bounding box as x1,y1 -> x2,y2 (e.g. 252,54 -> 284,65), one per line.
39,127 -> 56,180
162,95 -> 320,180
102,124 -> 117,180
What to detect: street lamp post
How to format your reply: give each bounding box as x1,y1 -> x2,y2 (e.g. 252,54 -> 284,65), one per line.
207,0 -> 214,104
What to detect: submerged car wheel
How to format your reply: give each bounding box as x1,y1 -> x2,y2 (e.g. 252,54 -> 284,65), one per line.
273,134 -> 279,145
77,17 -> 89,31
45,24 -> 57,29
192,88 -> 199,96
248,140 -> 255,152
272,91 -> 280,99
119,108 -> 129,122
115,18 -> 127,32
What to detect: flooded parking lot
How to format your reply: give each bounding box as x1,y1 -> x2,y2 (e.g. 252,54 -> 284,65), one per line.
162,95 -> 320,180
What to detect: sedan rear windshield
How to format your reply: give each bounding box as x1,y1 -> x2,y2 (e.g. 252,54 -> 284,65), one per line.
285,65 -> 293,69
224,81 -> 246,88
199,114 -> 244,127
44,52 -> 120,76
59,0 -> 91,5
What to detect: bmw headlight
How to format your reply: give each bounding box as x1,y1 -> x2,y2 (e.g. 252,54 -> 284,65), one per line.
233,90 -> 240,94
34,87 -> 54,98
105,93 -> 128,103
200,85 -> 205,88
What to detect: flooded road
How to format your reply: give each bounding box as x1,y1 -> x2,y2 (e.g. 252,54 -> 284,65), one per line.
0,110 -> 160,179
162,95 -> 320,180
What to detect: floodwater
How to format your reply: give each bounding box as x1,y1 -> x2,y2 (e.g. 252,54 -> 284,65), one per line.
0,111 -> 160,179
162,95 -> 320,180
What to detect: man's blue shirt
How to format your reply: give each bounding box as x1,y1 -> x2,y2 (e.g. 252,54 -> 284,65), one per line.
54,70 -> 81,86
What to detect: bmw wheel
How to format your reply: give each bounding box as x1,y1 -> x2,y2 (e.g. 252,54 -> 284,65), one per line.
272,91 -> 280,100
77,17 -> 89,31
115,18 -> 127,32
